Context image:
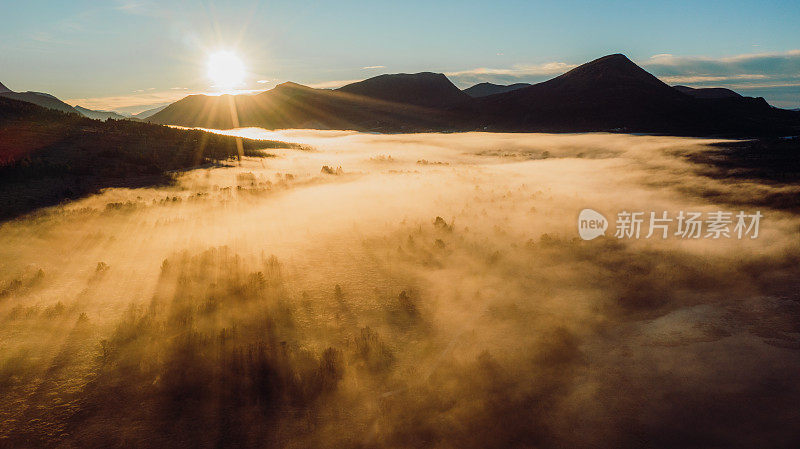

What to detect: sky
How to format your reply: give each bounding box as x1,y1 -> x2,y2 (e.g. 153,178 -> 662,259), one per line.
1,0 -> 799,112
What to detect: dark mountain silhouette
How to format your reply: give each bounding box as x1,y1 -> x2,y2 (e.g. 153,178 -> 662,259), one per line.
148,80 -> 463,132
335,72 -> 470,108
0,82 -> 78,114
475,54 -> 688,130
673,85 -> 741,99
148,54 -> 800,137
463,82 -> 531,98
475,54 -> 799,135
133,104 -> 169,119
0,91 -> 78,115
74,105 -> 128,121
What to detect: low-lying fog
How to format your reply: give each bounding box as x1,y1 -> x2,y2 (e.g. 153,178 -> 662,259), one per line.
1,130 -> 799,448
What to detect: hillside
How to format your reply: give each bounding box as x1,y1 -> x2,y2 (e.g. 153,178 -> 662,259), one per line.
133,104 -> 169,119
0,96 -> 304,219
0,88 -> 78,114
148,81 -> 464,132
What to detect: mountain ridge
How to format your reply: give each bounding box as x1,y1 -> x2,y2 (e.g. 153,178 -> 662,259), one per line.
0,86 -> 78,115
674,85 -> 742,99
472,53 -> 795,135
463,82 -> 531,98
74,105 -> 128,121
146,54 -> 800,137
335,72 -> 470,108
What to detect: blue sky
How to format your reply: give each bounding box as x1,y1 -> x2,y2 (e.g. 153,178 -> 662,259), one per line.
1,0 -> 798,112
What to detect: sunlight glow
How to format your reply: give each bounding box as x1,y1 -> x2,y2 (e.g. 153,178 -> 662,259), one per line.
207,51 -> 246,90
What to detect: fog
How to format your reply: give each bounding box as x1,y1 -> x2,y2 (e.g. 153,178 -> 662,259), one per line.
1,130 -> 799,448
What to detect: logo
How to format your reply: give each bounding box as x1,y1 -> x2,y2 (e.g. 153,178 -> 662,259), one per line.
578,208 -> 608,240
576,208 -> 762,240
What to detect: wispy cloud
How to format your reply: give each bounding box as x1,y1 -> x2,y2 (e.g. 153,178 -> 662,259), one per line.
444,62 -> 577,87
657,74 -> 770,84
66,89 -> 198,112
643,50 -> 800,107
446,62 -> 575,78
307,79 -> 362,89
67,87 -> 271,112
643,50 -> 800,87
362,65 -> 386,70
114,0 -> 163,17
29,31 -> 71,45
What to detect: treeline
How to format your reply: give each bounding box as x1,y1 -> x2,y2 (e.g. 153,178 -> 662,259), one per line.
0,96 -> 306,220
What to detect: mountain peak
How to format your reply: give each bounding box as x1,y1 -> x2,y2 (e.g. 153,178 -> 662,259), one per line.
596,53 -> 633,63
336,72 -> 469,108
274,81 -> 311,90
569,53 -> 645,75
545,53 -> 673,92
0,81 -> 11,93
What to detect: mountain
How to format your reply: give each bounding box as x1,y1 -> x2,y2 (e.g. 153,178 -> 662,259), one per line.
673,85 -> 741,99
148,80 -> 464,132
476,54 -> 688,131
133,104 -> 169,119
475,54 -> 798,135
148,54 -> 800,137
74,105 -> 128,121
0,83 -> 78,115
335,72 -> 470,108
463,82 -> 531,98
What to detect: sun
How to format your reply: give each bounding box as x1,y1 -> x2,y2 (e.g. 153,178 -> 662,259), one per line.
207,51 -> 246,91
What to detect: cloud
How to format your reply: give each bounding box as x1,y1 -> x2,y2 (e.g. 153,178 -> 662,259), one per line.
643,50 -> 800,107
114,0 -> 165,17
440,50 -> 800,108
446,62 -> 576,77
445,62 -> 577,87
362,65 -> 386,70
67,86 -> 271,113
256,79 -> 270,84
66,89 -> 197,112
657,74 -> 770,84
5,130 -> 800,447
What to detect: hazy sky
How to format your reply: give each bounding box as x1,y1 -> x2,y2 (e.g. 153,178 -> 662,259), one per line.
2,0 -> 799,112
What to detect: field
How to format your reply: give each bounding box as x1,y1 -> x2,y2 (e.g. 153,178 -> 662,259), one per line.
1,130 -> 799,448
